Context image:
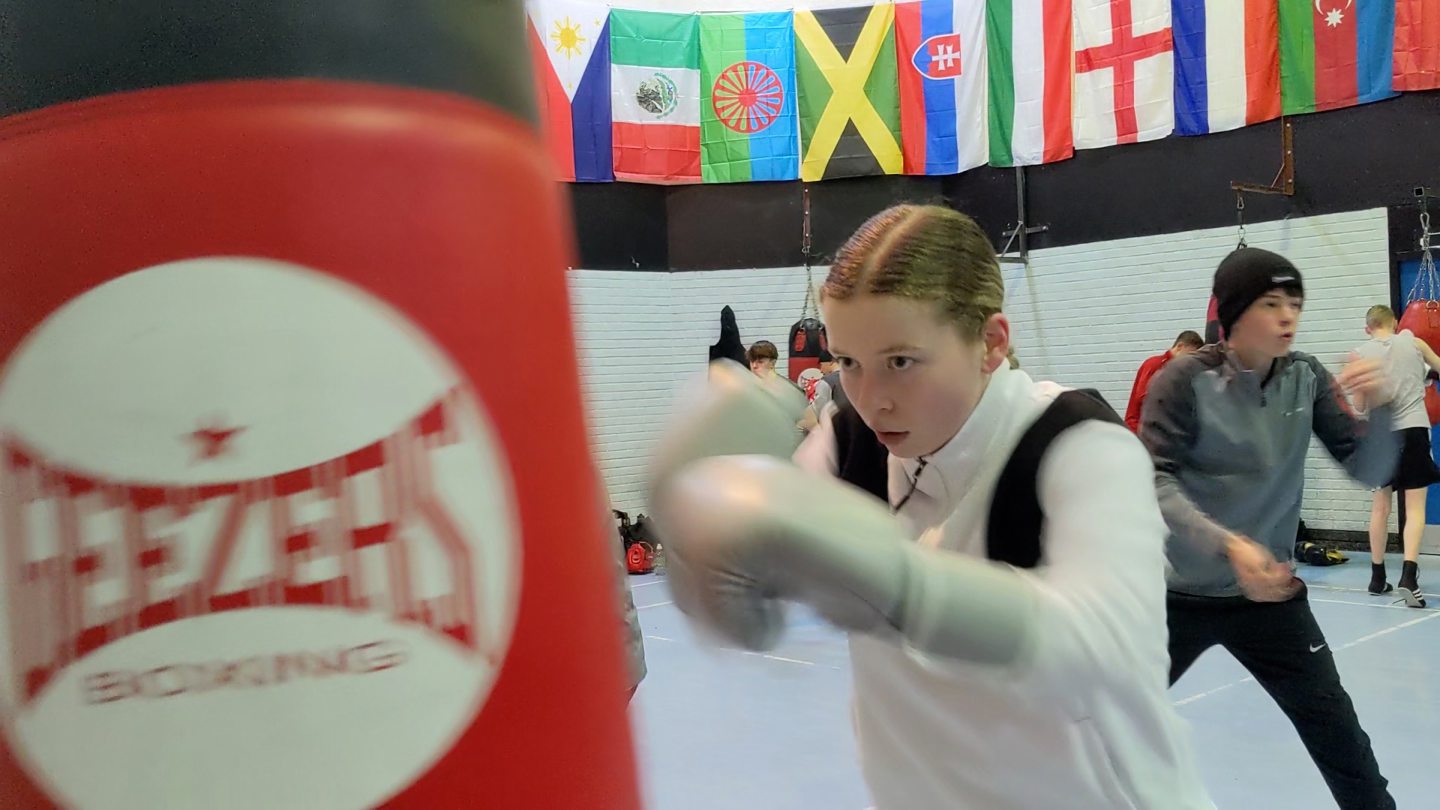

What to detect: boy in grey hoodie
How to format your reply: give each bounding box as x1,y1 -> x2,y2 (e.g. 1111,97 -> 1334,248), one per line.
1140,247 -> 1400,810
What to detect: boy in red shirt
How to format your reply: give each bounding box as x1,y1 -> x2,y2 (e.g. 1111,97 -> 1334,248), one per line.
1125,331 -> 1203,432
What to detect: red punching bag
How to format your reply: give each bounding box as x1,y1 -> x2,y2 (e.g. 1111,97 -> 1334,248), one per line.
788,317 -> 827,382
0,3 -> 639,808
1205,294 -> 1223,344
1398,300 -> 1440,349
1400,246 -> 1440,425
1425,383 -> 1440,425
1399,296 -> 1440,350
1399,253 -> 1440,349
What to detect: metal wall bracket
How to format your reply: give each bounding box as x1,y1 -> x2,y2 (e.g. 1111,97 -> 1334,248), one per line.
998,166 -> 1048,266
1230,117 -> 1295,197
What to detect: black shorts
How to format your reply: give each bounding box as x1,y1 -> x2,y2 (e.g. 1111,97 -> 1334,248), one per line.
1388,426 -> 1440,491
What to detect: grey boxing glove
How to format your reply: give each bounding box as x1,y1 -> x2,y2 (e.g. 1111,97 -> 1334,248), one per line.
655,454 -> 1036,665
648,360 -> 807,505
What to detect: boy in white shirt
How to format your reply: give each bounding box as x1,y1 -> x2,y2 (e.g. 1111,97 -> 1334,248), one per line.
1354,304 -> 1440,606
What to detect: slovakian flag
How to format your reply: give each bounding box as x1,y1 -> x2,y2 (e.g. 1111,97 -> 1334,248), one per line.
1395,0 -> 1440,91
1279,0 -> 1396,114
896,0 -> 989,175
1172,0 -> 1282,135
610,10 -> 703,184
986,0 -> 1074,167
1073,0 -> 1175,150
700,11 -> 800,183
527,0 -> 613,182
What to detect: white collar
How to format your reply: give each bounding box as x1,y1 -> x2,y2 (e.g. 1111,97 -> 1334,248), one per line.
898,364 -> 1030,507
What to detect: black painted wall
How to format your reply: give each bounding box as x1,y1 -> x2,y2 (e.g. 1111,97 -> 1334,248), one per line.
569,91 -> 1440,271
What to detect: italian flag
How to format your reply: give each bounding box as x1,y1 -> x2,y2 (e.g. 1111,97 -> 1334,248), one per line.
985,0 -> 1073,167
1279,0 -> 1396,114
610,11 -> 702,183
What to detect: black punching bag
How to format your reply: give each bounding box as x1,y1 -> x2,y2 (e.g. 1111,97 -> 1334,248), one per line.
788,317 -> 826,382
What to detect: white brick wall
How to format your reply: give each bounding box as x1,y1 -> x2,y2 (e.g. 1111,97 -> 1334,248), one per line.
569,208 -> 1393,531
1004,208 -> 1392,532
568,266 -> 817,512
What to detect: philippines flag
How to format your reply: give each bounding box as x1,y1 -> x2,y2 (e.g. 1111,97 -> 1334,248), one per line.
1173,0 -> 1282,136
528,0 -> 614,182
897,0 -> 989,175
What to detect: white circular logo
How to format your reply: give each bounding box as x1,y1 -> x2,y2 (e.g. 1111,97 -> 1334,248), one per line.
0,258 -> 521,808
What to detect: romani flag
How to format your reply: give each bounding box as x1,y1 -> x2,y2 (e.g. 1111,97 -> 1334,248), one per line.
896,0 -> 989,176
987,0 -> 1074,166
1279,0 -> 1396,114
610,10 -> 702,184
527,0 -> 613,182
700,11 -> 800,183
795,3 -> 904,182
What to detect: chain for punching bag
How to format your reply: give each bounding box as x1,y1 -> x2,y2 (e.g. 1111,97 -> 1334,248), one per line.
802,184 -> 816,318
1399,204 -> 1440,425
1215,194 -> 1249,342
1204,194 -> 1251,344
1235,192 -> 1248,249
788,185 -> 826,383
1401,206 -> 1440,338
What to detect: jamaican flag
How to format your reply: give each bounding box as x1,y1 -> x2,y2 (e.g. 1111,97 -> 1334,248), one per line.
795,3 -> 903,182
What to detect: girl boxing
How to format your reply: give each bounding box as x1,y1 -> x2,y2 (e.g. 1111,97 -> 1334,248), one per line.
649,206 -> 1212,809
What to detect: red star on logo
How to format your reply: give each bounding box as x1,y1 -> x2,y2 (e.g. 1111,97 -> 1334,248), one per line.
189,422 -> 244,461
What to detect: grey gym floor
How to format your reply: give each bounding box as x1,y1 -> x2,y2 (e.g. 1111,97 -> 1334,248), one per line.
626,553 -> 1440,809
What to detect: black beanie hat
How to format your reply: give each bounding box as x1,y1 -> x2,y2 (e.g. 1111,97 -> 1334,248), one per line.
1213,248 -> 1304,337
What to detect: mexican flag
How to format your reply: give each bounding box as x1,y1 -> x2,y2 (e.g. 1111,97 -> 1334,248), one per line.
1279,0 -> 1396,114
700,11 -> 800,183
985,0 -> 1073,166
610,11 -> 702,183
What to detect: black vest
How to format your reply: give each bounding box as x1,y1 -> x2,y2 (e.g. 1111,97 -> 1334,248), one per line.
832,389 -> 1122,569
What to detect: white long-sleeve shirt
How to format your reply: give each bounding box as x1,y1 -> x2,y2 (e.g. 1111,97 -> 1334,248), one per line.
795,365 -> 1213,810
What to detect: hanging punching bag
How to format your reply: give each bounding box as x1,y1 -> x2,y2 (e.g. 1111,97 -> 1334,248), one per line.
1399,285 -> 1440,348
1425,382 -> 1440,425
1399,256 -> 1440,350
0,3 -> 640,808
1400,243 -> 1440,425
1398,301 -> 1440,349
788,317 -> 826,382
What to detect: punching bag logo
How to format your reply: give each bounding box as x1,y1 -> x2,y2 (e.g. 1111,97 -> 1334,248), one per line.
0,258 -> 522,809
